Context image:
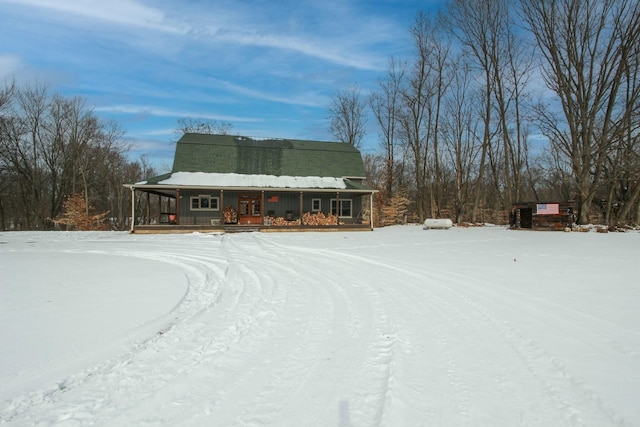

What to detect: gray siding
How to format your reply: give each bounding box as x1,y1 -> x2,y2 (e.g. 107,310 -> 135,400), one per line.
178,190 -> 364,225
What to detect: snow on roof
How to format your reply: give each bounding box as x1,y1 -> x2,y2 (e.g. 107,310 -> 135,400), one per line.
157,172 -> 347,189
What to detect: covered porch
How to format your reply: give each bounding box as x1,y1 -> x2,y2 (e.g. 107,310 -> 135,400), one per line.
125,184 -> 376,233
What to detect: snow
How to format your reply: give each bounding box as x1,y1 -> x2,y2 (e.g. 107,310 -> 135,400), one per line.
0,226 -> 639,426
156,172 -> 348,189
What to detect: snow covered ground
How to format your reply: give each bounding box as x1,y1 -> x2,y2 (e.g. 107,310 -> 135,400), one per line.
0,225 -> 639,426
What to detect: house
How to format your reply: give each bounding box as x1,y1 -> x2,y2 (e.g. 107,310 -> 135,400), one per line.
510,201 -> 576,231
125,133 -> 377,233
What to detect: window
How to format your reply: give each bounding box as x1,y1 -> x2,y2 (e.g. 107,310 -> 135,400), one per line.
330,199 -> 352,218
190,195 -> 219,211
311,198 -> 321,212
240,200 -> 249,216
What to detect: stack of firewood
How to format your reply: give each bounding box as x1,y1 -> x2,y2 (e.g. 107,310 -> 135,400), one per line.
223,205 -> 237,223
302,212 -> 338,226
265,216 -> 301,226
263,212 -> 341,226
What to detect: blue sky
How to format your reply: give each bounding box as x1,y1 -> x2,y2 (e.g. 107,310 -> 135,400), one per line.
0,0 -> 444,172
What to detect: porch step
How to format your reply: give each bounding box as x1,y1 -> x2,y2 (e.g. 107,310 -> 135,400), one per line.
224,225 -> 261,233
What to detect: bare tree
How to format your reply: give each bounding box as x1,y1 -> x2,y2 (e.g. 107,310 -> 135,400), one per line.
175,118 -> 233,138
9,84 -> 49,228
40,94 -> 101,219
328,84 -> 367,148
0,81 -> 16,230
369,58 -> 406,201
444,0 -> 497,221
520,0 -> 640,223
0,80 -> 14,111
396,13 -> 439,222
614,48 -> 640,223
441,58 -> 483,223
426,26 -> 453,219
0,83 -> 135,230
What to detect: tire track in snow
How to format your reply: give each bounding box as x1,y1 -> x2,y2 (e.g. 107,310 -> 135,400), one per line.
201,233 -> 374,426
98,233 -> 357,426
252,237 -> 584,425
0,238 -> 246,425
2,231 -> 633,426
4,232 -> 468,425
301,244 -> 630,426
112,232 -> 385,426
200,234 -> 335,426
370,255 -> 633,427
420,267 -> 632,427
108,234 -> 338,426
250,235 -> 440,426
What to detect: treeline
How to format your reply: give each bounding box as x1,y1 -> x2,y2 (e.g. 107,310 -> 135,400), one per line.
333,0 -> 640,226
3,0 -> 639,230
0,82 -> 153,230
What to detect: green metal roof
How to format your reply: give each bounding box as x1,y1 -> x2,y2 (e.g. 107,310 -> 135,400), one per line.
171,133 -> 366,178
143,172 -> 172,185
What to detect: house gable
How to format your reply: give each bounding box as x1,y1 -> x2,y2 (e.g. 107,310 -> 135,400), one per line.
171,133 -> 366,178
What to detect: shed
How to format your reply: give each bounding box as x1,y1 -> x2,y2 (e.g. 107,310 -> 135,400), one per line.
510,201 -> 576,231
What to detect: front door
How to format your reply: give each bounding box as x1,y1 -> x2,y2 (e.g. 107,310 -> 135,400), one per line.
239,194 -> 262,224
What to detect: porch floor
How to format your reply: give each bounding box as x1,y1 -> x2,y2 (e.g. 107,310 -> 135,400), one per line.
131,224 -> 373,234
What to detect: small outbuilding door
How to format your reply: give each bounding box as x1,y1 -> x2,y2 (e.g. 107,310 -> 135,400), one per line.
239,194 -> 262,224
520,208 -> 533,228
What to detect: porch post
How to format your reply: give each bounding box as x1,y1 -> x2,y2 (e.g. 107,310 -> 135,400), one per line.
175,188 -> 180,225
261,191 -> 265,224
370,191 -> 374,230
299,192 -> 303,224
146,192 -> 150,224
157,194 -> 162,224
130,187 -> 135,233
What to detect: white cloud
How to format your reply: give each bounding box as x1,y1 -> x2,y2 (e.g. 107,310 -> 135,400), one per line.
1,0 -> 188,34
94,104 -> 261,123
140,127 -> 177,137
171,1 -> 394,71
213,30 -> 384,71
1,0 -> 398,71
206,78 -> 326,108
0,54 -> 22,79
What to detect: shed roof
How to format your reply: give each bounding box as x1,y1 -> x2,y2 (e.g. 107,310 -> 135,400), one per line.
171,133 -> 366,178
